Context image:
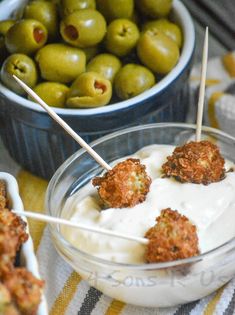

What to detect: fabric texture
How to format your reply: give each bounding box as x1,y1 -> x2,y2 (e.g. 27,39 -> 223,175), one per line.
187,51 -> 235,138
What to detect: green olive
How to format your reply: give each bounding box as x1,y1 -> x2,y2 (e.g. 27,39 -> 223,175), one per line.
114,63 -> 155,100
0,20 -> 15,65
137,29 -> 179,74
0,20 -> 15,36
30,82 -> 69,107
105,19 -> 139,57
136,0 -> 173,18
61,0 -> 96,16
35,43 -> 86,83
142,19 -> 182,48
66,71 -> 112,108
87,53 -> 121,83
96,0 -> 134,22
60,9 -> 106,48
0,53 -> 38,95
5,19 -> 48,55
23,0 -> 59,40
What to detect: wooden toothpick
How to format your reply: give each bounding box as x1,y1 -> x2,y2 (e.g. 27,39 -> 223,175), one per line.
13,209 -> 149,245
13,75 -> 112,171
196,27 -> 209,142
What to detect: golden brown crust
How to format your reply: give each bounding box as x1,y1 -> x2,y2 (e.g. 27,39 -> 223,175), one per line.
0,180 -> 7,210
0,225 -> 18,277
162,141 -> 225,185
3,268 -> 44,315
0,209 -> 28,250
0,181 -> 43,315
3,305 -> 20,315
145,208 -> 199,263
92,158 -> 151,208
0,283 -> 20,315
0,180 -> 6,198
0,181 -> 28,250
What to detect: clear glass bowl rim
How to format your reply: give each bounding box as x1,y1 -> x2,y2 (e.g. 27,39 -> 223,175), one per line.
46,122 -> 235,270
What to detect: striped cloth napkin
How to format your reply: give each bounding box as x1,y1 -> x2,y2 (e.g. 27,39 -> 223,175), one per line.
1,137 -> 235,315
187,51 -> 235,136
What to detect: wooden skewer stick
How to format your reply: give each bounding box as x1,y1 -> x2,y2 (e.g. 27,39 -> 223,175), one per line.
196,27 -> 209,142
13,75 -> 112,171
12,209 -> 149,245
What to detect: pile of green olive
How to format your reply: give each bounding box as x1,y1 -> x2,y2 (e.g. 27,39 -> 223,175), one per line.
0,0 -> 182,108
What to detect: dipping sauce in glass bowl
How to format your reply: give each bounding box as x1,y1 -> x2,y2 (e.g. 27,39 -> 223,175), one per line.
46,123 -> 235,308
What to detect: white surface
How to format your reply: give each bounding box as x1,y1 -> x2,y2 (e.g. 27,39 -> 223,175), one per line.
0,172 -> 48,315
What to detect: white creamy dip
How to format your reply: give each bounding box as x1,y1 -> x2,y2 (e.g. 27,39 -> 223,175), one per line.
61,144 -> 235,264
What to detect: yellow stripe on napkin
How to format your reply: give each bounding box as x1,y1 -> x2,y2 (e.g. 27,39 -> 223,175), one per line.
50,271 -> 82,315
190,76 -> 221,86
208,92 -> 224,129
203,286 -> 225,315
17,170 -> 48,252
105,299 -> 126,315
222,53 -> 235,77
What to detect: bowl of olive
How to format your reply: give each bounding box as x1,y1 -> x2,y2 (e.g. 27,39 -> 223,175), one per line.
0,0 -> 195,179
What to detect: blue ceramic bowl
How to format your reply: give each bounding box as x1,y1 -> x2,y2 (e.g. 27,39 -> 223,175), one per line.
0,0 -> 195,179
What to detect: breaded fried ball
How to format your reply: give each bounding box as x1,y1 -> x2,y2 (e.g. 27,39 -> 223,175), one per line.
0,209 -> 28,250
145,208 -> 199,263
3,268 -> 44,315
0,180 -> 7,210
92,158 -> 151,208
0,283 -> 20,315
2,305 -> 20,315
0,225 -> 18,276
162,140 -> 225,185
0,181 -> 28,249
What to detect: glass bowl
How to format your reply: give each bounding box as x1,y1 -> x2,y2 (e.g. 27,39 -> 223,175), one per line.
46,123 -> 235,307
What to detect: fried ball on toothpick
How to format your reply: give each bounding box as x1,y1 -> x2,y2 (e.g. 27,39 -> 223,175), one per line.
145,208 -> 199,263
162,140 -> 225,185
92,158 -> 151,208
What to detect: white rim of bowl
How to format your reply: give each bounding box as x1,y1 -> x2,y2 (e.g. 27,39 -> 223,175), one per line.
47,123 -> 235,270
0,0 -> 195,116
